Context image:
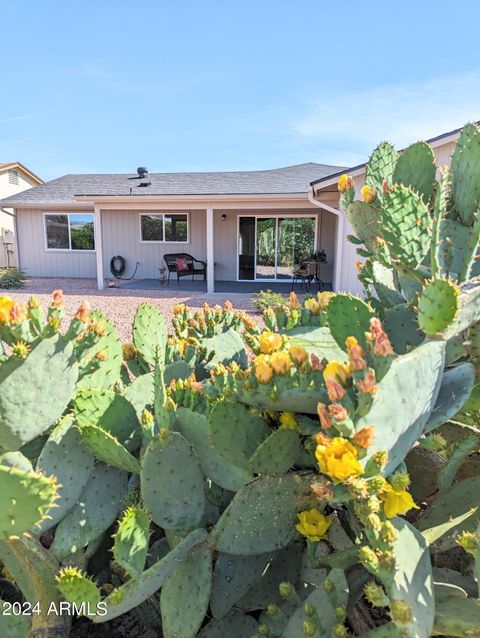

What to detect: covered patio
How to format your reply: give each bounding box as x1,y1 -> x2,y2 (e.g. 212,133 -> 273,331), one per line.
114,278 -> 333,293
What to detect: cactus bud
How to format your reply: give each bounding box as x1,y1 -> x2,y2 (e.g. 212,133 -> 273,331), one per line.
368,476 -> 387,493
279,581 -> 295,599
95,349 -> 108,361
358,546 -> 379,572
378,550 -> 395,572
335,606 -> 347,621
365,513 -> 382,532
364,581 -> 389,607
75,301 -> 90,323
323,578 -> 335,594
93,319 -> 106,336
122,343 -> 137,361
457,530 -> 479,556
346,478 -> 369,499
332,623 -> 348,638
379,521 -> 398,544
258,624 -> 271,636
303,620 -> 317,637
304,603 -> 316,617
266,603 -> 281,618
389,472 -> 411,491
28,295 -> 41,309
389,599 -> 414,625
12,341 -> 30,359
51,289 -> 63,308
141,409 -> 154,425
47,314 -> 61,330
311,477 -> 334,502
361,185 -> 376,203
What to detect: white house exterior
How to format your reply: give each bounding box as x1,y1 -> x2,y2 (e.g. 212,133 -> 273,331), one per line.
0,163 -> 42,267
0,125 -> 466,293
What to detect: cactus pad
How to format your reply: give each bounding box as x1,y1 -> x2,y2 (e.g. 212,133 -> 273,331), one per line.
92,528 -> 208,622
113,506 -> 150,577
36,415 -> 94,532
450,122 -> 480,225
73,388 -> 139,444
365,141 -> 398,187
392,141 -> 436,202
210,552 -> 272,619
161,543 -> 212,638
209,400 -> 269,470
382,185 -> 432,268
345,201 -> 384,253
285,325 -> 346,362
249,428 -> 302,475
198,610 -> 258,638
358,340 -> 445,475
202,328 -> 248,370
133,302 -> 167,368
176,407 -> 251,491
77,310 -> 122,390
383,303 -> 423,354
327,294 -> 374,349
0,334 -> 78,450
78,423 -> 141,474
52,463 -> 128,559
389,519 -> 434,638
418,278 -> 459,336
211,474 -> 310,555
424,362 -> 475,433
55,566 -> 101,608
0,465 -> 59,539
141,432 -> 206,532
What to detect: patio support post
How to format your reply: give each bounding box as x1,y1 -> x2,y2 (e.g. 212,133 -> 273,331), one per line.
93,205 -> 104,291
206,206 -> 214,293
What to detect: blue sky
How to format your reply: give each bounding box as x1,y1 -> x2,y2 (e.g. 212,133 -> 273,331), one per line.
2,0 -> 479,181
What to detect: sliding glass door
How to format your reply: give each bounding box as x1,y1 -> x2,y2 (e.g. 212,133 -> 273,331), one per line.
238,215 -> 316,281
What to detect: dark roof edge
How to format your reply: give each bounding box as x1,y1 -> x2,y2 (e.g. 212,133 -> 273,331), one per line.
310,122 -> 475,188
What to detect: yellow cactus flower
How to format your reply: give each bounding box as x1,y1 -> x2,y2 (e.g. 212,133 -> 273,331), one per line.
269,351 -> 292,375
296,508 -> 332,541
279,412 -> 297,430
323,361 -> 350,385
316,437 -> 364,483
289,344 -> 308,365
304,298 -> 320,315
0,295 -> 14,324
254,356 -> 273,384
258,331 -> 283,354
361,185 -> 376,203
337,174 -> 354,193
317,291 -> 334,311
380,484 -> 419,519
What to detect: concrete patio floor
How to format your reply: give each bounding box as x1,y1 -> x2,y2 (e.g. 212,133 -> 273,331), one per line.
117,278 -> 332,293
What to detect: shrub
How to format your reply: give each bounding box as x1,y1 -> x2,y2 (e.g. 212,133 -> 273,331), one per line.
252,288 -> 286,312
0,268 -> 27,289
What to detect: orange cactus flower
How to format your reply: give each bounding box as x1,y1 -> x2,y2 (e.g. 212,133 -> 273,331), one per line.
326,378 -> 347,402
328,403 -> 349,422
51,289 -> 63,308
289,291 -> 301,309
358,368 -> 378,394
310,353 -> 323,371
354,427 -> 375,449
374,334 -> 394,357
224,300 -> 233,311
317,402 -> 332,430
289,344 -> 308,365
75,301 -> 91,323
346,336 -> 367,372
9,302 -> 26,325
254,355 -> 274,384
315,430 -> 333,446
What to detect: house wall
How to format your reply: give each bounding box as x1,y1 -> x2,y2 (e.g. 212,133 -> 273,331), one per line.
15,205 -> 337,283
0,169 -> 39,267
15,208 -> 97,277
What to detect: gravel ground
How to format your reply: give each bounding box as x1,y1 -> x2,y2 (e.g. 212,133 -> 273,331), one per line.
2,277 -> 265,342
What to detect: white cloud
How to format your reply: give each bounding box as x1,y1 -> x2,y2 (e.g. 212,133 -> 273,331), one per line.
293,71 -> 480,149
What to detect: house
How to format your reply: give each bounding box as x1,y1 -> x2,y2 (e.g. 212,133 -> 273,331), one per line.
0,124 -> 464,293
0,162 -> 43,267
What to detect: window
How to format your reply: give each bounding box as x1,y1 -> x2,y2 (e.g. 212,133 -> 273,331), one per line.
140,213 -> 188,243
44,213 -> 95,250
8,169 -> 18,185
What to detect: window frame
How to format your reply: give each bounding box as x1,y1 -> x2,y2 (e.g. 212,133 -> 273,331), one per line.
43,212 -> 96,252
139,212 -> 189,244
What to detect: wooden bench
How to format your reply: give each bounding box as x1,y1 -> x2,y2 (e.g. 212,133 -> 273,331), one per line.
163,253 -> 207,284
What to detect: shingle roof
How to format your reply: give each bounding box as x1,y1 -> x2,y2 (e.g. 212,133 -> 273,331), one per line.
0,162 -> 43,184
0,162 -> 345,206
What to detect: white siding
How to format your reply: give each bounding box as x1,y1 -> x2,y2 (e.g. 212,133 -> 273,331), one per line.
101,209 -> 206,280
15,209 -> 96,277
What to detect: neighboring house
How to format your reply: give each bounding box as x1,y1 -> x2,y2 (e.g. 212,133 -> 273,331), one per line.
0,163 -> 43,267
0,124 -> 465,292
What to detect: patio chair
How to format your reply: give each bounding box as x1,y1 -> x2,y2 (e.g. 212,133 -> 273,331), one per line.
291,261 -> 317,291
163,253 -> 207,284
